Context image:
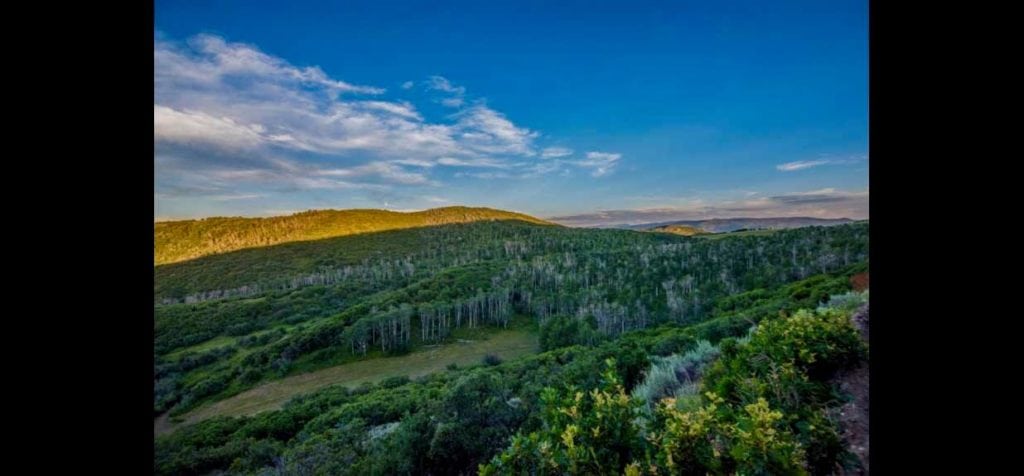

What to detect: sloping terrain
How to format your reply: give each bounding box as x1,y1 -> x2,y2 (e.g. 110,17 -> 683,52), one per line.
153,215 -> 869,475
155,268 -> 870,475
154,221 -> 867,420
155,206 -> 554,265
157,327 -> 537,436
834,302 -> 869,474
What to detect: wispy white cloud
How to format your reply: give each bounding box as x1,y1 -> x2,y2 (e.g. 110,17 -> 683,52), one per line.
578,151 -> 622,177
523,160 -> 565,177
393,158 -> 437,168
437,157 -> 509,168
154,105 -> 268,150
441,97 -> 465,107
514,150 -> 622,178
776,155 -> 867,172
210,193 -> 265,201
155,38 -> 542,161
154,33 -> 615,216
357,101 -> 422,120
541,147 -> 573,158
204,166 -> 394,191
426,75 -> 466,95
625,194 -> 703,203
427,75 -> 467,108
454,171 -> 513,180
156,33 -> 384,96
454,106 -> 538,156
776,160 -> 830,171
317,161 -> 435,185
155,35 -> 462,161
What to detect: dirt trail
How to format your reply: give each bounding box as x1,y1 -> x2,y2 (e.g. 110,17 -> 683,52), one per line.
834,303 -> 869,474
154,412 -> 173,437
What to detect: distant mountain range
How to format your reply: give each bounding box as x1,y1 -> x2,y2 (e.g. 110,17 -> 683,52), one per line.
611,217 -> 856,233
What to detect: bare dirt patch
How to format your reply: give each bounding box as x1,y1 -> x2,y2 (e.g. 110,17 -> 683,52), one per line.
850,272 -> 869,292
833,302 -> 869,474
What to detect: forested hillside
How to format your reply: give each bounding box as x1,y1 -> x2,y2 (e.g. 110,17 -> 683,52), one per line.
156,266 -> 869,475
154,214 -> 868,475
154,206 -> 553,265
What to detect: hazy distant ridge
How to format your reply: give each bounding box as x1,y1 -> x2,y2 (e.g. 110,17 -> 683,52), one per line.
616,216 -> 855,233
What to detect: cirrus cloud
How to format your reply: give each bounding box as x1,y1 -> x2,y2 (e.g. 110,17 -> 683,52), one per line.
155,33 -> 624,218
579,151 -> 622,177
541,147 -> 573,158
776,155 -> 867,172
777,160 -> 830,171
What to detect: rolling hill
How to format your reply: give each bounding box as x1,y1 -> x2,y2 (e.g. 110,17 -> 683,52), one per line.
154,206 -> 554,265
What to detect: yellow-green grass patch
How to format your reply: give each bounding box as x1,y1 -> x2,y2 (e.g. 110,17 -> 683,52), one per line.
157,327 -> 538,436
164,335 -> 237,360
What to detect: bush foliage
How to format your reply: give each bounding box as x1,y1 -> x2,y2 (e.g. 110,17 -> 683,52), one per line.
482,304 -> 866,475
154,219 -> 868,475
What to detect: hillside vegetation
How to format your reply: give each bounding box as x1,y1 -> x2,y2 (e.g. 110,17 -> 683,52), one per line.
160,325 -> 537,435
154,206 -> 553,265
154,221 -> 865,418
154,209 -> 868,475
156,267 -> 869,475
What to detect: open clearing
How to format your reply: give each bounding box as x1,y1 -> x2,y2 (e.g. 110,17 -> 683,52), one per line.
156,327 -> 537,436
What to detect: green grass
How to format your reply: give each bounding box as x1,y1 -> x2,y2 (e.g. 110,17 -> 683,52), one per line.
164,335 -> 237,360
156,327 -> 539,436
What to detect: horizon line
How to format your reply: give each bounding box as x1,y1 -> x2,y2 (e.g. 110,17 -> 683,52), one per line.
154,205 -> 864,225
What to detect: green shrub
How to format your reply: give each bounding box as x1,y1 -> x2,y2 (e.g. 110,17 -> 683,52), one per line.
633,340 -> 720,412
539,315 -> 603,351
728,398 -> 807,475
819,290 -> 869,312
483,354 -> 503,366
647,392 -> 727,474
486,305 -> 867,476
481,359 -> 645,476
380,375 -> 411,389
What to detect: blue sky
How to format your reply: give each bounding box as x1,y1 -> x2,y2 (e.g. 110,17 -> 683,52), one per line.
154,0 -> 868,226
